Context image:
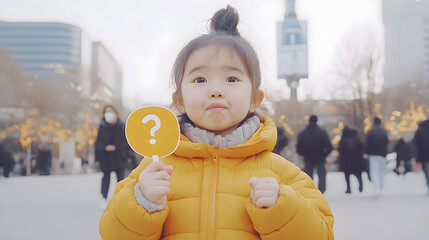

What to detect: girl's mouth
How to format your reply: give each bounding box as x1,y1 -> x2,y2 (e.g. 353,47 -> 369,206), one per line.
207,103 -> 227,111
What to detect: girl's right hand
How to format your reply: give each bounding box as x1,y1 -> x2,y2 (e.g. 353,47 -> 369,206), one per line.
138,161 -> 173,205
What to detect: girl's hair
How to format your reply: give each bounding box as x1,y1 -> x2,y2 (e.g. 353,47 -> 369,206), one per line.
102,105 -> 118,116
171,5 -> 261,106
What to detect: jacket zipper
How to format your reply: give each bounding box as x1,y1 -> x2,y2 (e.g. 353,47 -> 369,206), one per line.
208,151 -> 218,240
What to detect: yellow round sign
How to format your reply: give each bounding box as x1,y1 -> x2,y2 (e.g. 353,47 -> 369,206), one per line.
125,106 -> 180,160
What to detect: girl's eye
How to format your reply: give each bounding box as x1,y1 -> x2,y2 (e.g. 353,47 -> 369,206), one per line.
194,77 -> 206,83
226,77 -> 238,83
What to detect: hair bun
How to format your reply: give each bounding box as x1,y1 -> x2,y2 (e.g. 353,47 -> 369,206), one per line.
209,5 -> 240,36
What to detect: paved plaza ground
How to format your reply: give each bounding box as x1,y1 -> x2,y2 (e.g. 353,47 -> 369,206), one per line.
0,170 -> 428,240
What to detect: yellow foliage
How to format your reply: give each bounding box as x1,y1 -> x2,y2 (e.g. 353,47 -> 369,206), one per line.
3,109 -> 98,150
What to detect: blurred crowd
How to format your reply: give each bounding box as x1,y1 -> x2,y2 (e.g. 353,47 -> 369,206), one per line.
1,112 -> 429,197
274,115 -> 429,196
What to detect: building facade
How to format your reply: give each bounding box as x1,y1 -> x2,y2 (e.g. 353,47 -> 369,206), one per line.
0,22 -> 122,108
0,22 -> 92,94
92,42 -> 123,108
382,0 -> 429,88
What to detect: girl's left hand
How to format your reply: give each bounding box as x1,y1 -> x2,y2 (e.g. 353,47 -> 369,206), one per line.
248,177 -> 279,208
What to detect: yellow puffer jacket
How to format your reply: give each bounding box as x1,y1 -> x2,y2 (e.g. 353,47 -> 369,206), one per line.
99,116 -> 334,240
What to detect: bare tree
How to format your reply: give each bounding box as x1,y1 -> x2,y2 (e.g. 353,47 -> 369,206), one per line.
0,49 -> 92,131
329,25 -> 384,130
0,49 -> 28,108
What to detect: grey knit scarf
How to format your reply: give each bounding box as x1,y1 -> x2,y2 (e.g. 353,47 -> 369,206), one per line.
181,115 -> 260,148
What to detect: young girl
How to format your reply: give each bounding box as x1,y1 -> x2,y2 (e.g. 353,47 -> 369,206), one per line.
99,6 -> 334,240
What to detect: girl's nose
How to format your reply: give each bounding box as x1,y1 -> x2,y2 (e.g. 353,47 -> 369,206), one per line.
209,88 -> 224,98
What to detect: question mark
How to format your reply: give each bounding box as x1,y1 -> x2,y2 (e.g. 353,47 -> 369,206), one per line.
142,114 -> 161,145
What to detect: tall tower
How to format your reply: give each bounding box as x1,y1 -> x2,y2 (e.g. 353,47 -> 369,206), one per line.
382,0 -> 429,88
277,0 -> 308,100
285,0 -> 297,18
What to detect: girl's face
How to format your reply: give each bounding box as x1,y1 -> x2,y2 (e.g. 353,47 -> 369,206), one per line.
176,44 -> 263,136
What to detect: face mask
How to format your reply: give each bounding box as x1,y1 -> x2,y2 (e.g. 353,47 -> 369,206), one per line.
104,112 -> 117,123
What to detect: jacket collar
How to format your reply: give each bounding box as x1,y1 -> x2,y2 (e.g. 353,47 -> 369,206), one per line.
173,115 -> 276,159
100,118 -> 123,127
181,115 -> 260,148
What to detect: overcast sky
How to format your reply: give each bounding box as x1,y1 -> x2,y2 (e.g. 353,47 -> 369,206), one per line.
0,0 -> 382,109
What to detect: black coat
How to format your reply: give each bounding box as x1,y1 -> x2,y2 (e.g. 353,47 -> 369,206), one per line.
95,119 -> 129,172
338,127 -> 365,174
413,119 -> 429,163
394,138 -> 411,162
36,148 -> 52,169
365,125 -> 388,157
296,123 -> 333,163
0,142 -> 14,177
273,127 -> 289,155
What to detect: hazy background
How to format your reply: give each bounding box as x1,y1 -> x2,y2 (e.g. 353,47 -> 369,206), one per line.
0,0 -> 382,109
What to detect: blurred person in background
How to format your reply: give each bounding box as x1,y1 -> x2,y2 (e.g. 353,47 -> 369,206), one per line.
273,126 -> 289,156
35,139 -> 52,176
296,115 -> 333,194
393,136 -> 412,175
338,126 -> 364,194
413,117 -> 429,194
0,141 -> 14,178
95,105 -> 129,209
365,117 -> 389,198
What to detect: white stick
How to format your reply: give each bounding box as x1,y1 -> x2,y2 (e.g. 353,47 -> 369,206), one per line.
152,155 -> 159,162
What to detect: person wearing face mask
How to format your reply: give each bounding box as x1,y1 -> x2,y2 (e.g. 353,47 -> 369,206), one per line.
95,105 -> 130,209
